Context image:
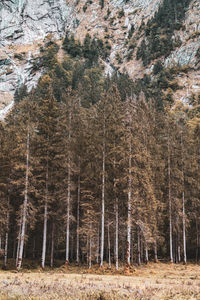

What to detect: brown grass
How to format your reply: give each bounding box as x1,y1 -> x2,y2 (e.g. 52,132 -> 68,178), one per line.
0,262 -> 200,299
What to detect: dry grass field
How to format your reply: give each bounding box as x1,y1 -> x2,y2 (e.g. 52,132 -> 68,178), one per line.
0,262 -> 200,299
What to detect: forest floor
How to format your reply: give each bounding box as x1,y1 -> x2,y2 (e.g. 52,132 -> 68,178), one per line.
0,262 -> 200,299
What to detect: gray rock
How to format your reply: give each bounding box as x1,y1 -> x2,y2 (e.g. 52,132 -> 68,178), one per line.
0,0 -> 72,46
0,0 -> 74,105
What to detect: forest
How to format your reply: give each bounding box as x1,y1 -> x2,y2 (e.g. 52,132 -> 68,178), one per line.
0,35 -> 200,271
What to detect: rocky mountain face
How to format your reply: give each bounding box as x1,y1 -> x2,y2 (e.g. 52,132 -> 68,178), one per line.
0,0 -> 200,113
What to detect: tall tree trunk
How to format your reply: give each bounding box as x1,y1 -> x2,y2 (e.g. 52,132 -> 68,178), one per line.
141,240 -> 144,263
181,133 -> 187,264
127,142 -> 132,268
100,119 -> 105,267
66,108 -> 71,264
154,241 -> 158,262
168,129 -> 173,263
182,191 -> 187,264
17,131 -> 30,270
196,217 -> 199,263
76,158 -> 80,264
16,211 -> 23,267
114,155 -> 119,270
4,189 -> 11,267
50,222 -> 54,268
96,225 -> 100,264
145,244 -> 149,264
66,156 -> 71,264
86,235 -> 89,266
4,231 -> 9,267
89,223 -> 92,269
115,197 -> 119,270
70,235 -> 74,261
131,239 -> 134,264
177,230 -> 181,263
41,160 -> 48,269
137,228 -> 141,265
4,198 -> 10,267
107,223 -> 111,268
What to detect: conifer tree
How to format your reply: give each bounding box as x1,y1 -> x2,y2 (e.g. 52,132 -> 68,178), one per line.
5,97 -> 37,269
34,75 -> 60,268
105,86 -> 125,269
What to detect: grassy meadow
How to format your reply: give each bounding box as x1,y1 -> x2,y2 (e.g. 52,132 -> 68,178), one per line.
0,262 -> 200,299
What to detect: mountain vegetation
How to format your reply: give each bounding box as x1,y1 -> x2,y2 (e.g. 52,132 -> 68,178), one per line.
136,0 -> 192,65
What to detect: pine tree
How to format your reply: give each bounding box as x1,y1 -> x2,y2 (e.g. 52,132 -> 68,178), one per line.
34,75 -> 60,268
5,97 -> 37,269
105,86 -> 125,270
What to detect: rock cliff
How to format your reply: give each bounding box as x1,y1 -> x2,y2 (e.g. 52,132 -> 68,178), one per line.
0,0 -> 199,112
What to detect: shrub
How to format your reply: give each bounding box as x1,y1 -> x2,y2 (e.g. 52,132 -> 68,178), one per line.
118,9 -> 125,18
153,60 -> 164,75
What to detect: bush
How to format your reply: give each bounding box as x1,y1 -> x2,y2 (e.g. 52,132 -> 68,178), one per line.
118,9 -> 125,18
153,60 -> 164,75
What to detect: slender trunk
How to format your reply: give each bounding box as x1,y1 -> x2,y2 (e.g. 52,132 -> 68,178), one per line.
86,235 -> 89,266
70,235 -> 73,261
108,223 -> 111,268
5,192 -> 10,267
122,237 -> 125,262
168,129 -> 173,263
24,241 -> 26,259
182,191 -> 187,264
196,218 -> 199,263
4,232 -> 8,267
17,131 -> 30,270
16,211 -> 22,267
76,159 -> 80,264
115,197 -> 119,270
141,240 -> 143,263
114,155 -> 119,270
96,225 -> 100,264
131,239 -> 134,264
0,235 -> 1,250
16,236 -> 20,267
89,223 -> 92,269
145,244 -> 149,264
66,108 -> 71,264
41,159 -> 48,269
177,230 -> 181,263
50,222 -> 54,268
127,141 -> 132,268
154,241 -> 158,262
181,133 -> 187,264
137,228 -> 141,265
66,156 -> 71,263
41,199 -> 48,268
100,119 -> 105,267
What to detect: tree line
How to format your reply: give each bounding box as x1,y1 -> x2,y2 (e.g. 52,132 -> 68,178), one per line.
0,34 -> 200,270
0,75 -> 199,270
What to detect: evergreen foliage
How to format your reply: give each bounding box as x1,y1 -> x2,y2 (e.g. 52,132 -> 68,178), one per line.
63,32 -> 111,64
136,0 -> 192,65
